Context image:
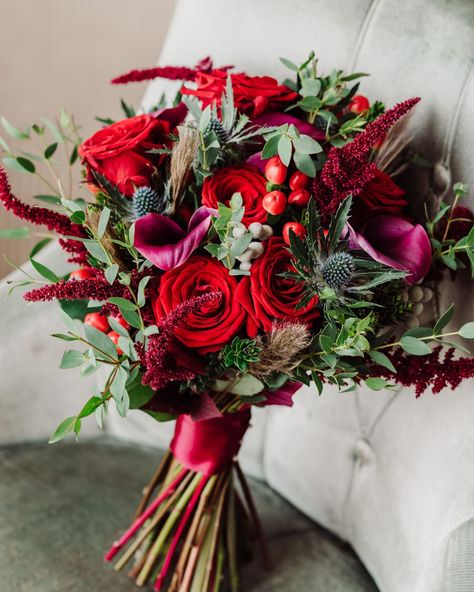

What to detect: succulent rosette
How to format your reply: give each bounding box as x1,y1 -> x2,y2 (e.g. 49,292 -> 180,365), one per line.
2,52 -> 474,592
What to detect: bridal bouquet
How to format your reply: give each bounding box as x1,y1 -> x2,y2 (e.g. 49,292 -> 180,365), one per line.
2,53 -> 474,591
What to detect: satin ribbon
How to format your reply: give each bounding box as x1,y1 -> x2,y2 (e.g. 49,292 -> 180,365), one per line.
170,409 -> 251,475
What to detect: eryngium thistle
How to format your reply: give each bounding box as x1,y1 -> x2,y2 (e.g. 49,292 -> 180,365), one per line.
132,186 -> 163,219
204,117 -> 230,144
321,252 -> 354,289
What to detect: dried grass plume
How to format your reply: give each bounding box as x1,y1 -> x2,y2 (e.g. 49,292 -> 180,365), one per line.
252,322 -> 311,378
169,126 -> 199,208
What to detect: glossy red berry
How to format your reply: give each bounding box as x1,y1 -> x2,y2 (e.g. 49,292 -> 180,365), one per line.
70,268 -> 95,281
264,156 -> 287,185
107,331 -> 123,355
262,190 -> 287,216
349,95 -> 370,114
84,312 -> 109,333
283,222 -> 307,245
288,189 -> 311,208
289,171 -> 310,191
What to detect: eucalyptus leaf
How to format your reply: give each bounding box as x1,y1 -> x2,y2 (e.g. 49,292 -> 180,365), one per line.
49,416 -> 77,443
399,336 -> 432,356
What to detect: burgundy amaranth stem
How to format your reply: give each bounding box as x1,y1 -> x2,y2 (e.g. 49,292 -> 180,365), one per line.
104,468 -> 188,562
111,65 -> 198,85
154,475 -> 210,592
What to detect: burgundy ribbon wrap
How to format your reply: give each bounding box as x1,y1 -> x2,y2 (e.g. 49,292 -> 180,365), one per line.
170,409 -> 251,475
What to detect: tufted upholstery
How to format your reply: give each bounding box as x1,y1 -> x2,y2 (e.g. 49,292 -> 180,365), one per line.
1,1 -> 473,591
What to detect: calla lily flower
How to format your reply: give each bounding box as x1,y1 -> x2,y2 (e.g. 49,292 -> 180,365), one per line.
261,381 -> 303,407
134,206 -> 217,271
348,215 -> 432,284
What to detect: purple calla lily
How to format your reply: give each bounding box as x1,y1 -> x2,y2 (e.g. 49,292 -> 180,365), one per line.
260,381 -> 303,407
134,206 -> 217,271
348,215 -> 432,284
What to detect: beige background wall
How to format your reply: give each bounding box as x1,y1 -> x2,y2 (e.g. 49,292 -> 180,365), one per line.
0,0 -> 176,278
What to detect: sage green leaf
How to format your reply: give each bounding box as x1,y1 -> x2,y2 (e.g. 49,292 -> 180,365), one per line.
49,416 -> 77,443
84,324 -> 118,361
59,350 -> 84,369
293,135 -> 322,155
399,336 -> 432,355
230,374 -> 265,396
104,263 -> 119,285
278,134 -> 292,166
293,151 -> 316,177
97,207 -> 111,239
364,377 -> 388,390
459,322 -> 474,339
1,116 -> 29,139
0,227 -> 30,239
434,304 -> 454,334
368,350 -> 396,373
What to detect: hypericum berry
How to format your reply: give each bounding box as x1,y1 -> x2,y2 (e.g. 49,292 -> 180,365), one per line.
70,268 -> 95,281
283,221 -> 307,245
84,312 -> 109,333
289,171 -> 310,191
107,330 -> 123,355
288,189 -> 311,208
132,186 -> 163,219
321,252 -> 354,290
262,190 -> 287,215
264,156 -> 287,185
349,95 -> 370,114
204,117 -> 230,144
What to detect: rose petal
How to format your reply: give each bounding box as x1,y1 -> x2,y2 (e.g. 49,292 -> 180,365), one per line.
134,206 -> 216,270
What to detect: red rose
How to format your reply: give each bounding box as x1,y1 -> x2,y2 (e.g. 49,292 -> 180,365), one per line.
202,165 -> 268,225
79,114 -> 171,196
357,168 -> 407,217
182,69 -> 297,117
153,255 -> 246,354
237,237 -> 320,335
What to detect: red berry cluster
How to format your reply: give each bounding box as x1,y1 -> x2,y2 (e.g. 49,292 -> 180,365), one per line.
262,156 -> 310,244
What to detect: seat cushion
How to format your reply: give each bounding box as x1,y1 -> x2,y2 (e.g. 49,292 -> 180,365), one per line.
0,440 -> 378,592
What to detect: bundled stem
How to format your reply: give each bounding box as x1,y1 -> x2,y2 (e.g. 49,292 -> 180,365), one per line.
106,457 -> 264,592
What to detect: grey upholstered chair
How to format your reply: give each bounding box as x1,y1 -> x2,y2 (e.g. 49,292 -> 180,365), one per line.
1,1 -> 473,590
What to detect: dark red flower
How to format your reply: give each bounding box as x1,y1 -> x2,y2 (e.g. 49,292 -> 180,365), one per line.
355,168 -> 407,218
152,256 -> 246,354
202,164 -> 268,225
236,237 -> 320,335
182,70 -> 297,117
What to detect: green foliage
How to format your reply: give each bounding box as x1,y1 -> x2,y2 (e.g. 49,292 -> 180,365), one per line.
221,337 -> 262,372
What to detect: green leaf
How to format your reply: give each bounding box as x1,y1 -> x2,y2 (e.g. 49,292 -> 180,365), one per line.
44,143 -> 58,159
97,207 -> 111,240
459,322 -> 474,339
137,276 -> 151,307
104,264 -> 119,285
69,145 -> 79,165
59,308 -> 82,333
364,377 -> 388,391
107,297 -> 137,311
327,195 -> 352,252
0,226 -> 30,239
49,416 -> 77,443
399,336 -> 432,356
230,374 -> 265,396
120,307 -> 142,329
84,324 -> 118,361
279,57 -> 298,71
127,371 -> 155,409
51,333 -> 77,342
368,350 -> 396,373
300,79 -> 322,97
59,350 -> 84,369
110,366 -> 129,401
107,316 -> 129,337
293,151 -> 316,177
145,410 -> 177,423
30,238 -> 52,258
434,304 -> 455,335
293,135 -> 322,155
78,396 -> 103,418
34,194 -> 61,206
30,257 -> 60,282
277,135 -> 292,166
2,156 -> 35,173
1,116 -> 29,139
261,134 -> 280,159
120,98 -> 136,118
83,239 -> 109,263
41,117 -> 64,143
60,299 -> 99,322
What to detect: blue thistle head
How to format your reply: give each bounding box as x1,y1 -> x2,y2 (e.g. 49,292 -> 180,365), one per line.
132,186 -> 163,219
321,252 -> 354,290
204,117 -> 230,144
